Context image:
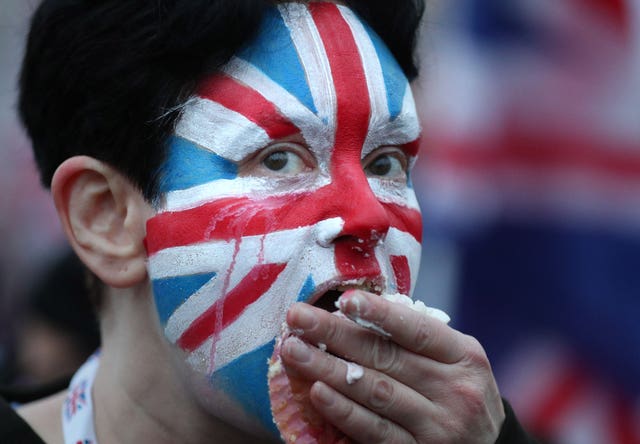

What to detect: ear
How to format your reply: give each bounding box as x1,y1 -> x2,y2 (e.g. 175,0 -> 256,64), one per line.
51,156 -> 153,288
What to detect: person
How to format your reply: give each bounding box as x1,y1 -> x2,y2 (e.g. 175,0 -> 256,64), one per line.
2,1 -> 538,443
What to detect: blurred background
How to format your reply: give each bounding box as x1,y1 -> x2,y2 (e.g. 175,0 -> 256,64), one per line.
0,1 -> 99,386
1,0 -> 639,443
413,0 -> 640,443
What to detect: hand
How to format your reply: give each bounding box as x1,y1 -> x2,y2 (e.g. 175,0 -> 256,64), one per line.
280,290 -> 505,444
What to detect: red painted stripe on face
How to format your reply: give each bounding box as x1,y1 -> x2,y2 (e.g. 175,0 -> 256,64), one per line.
333,239 -> 382,282
310,4 -> 382,278
145,192 -> 421,256
309,3 -> 370,163
403,139 -> 420,157
177,263 -> 286,352
390,255 -> 411,295
197,74 -> 299,140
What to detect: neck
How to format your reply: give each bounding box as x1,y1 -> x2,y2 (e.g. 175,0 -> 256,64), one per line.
94,283 -> 273,444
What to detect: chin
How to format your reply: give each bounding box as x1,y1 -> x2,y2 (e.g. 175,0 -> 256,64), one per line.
179,359 -> 281,441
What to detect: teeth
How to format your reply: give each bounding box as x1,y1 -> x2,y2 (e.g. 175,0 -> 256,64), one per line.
312,278 -> 386,308
334,282 -> 382,295
336,285 -> 354,292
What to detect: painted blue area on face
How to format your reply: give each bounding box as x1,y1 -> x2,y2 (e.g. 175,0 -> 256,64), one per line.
152,273 -> 216,325
296,274 -> 316,302
236,6 -> 318,115
212,340 -> 280,439
361,21 -> 409,120
158,136 -> 238,194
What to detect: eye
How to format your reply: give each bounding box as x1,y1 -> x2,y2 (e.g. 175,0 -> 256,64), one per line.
239,141 -> 315,178
262,150 -> 305,173
364,149 -> 408,180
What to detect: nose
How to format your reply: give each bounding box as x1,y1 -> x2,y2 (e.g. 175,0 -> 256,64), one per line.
315,164 -> 391,280
335,180 -> 390,248
315,161 -> 391,247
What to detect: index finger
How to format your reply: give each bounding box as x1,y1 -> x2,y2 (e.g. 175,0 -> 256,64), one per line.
337,290 -> 466,364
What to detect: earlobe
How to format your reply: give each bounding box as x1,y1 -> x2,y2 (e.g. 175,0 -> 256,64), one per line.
51,156 -> 152,288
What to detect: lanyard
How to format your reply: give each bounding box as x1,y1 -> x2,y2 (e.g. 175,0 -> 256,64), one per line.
62,353 -> 99,444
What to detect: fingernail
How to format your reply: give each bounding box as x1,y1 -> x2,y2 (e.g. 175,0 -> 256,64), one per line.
340,291 -> 369,316
312,381 -> 335,407
284,337 -> 311,363
290,303 -> 317,330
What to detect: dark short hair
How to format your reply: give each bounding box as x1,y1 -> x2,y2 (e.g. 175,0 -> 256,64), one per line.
19,0 -> 424,201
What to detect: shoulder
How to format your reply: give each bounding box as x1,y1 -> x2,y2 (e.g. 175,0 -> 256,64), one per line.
0,378 -> 69,444
0,394 -> 48,444
16,391 -> 66,444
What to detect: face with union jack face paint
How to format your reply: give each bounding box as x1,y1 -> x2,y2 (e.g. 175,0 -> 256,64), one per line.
144,2 -> 422,436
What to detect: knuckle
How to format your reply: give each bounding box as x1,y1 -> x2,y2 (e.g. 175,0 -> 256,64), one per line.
371,336 -> 398,373
462,335 -> 490,370
371,296 -> 393,326
418,407 -> 456,442
412,316 -> 435,354
452,380 -> 486,417
334,396 -> 357,424
369,377 -> 395,411
367,417 -> 394,444
323,315 -> 343,344
326,355 -> 348,383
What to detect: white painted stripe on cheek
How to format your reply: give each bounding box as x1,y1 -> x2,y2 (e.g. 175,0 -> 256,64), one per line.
368,178 -> 420,210
211,233 -> 340,371
186,337 -> 215,373
379,227 -> 422,296
148,241 -> 236,280
157,222 -> 341,370
280,3 -> 336,133
163,276 -> 226,343
149,227 -> 312,281
211,266 -> 298,370
162,177 -> 280,211
223,57 -> 332,152
175,97 -> 271,162
159,239 -> 258,343
157,228 -> 311,341
162,174 -> 331,212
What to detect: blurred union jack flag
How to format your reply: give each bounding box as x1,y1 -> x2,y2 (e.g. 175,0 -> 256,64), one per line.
415,0 -> 640,443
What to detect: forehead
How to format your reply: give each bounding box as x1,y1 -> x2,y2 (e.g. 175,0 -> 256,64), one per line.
236,3 -> 410,122
172,2 -> 418,162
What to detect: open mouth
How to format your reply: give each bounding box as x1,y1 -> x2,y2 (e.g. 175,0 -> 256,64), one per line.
313,289 -> 344,312
311,279 -> 384,312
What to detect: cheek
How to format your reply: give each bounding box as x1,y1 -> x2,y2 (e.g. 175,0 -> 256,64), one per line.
145,195 -> 320,368
381,226 -> 422,297
146,193 -> 311,255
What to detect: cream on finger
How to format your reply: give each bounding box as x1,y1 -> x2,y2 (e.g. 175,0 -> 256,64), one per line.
336,291 -> 451,338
